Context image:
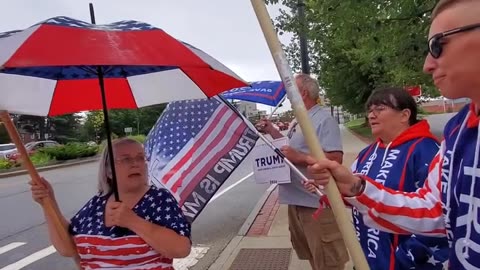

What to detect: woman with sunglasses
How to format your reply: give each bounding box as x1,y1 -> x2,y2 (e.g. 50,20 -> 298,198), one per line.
30,138 -> 191,269
306,1 -> 480,269
345,87 -> 448,269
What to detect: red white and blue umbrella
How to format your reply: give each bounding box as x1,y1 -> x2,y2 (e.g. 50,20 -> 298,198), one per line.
0,14 -> 248,201
0,16 -> 247,116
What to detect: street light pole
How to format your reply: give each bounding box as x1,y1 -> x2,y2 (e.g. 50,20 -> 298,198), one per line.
297,0 -> 309,75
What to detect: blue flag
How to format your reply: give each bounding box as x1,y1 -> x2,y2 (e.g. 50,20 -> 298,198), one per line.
222,81 -> 285,106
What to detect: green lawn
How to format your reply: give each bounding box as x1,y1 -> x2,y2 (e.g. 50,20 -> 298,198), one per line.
344,118 -> 372,139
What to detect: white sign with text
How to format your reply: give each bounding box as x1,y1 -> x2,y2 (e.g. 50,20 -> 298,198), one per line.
252,137 -> 291,184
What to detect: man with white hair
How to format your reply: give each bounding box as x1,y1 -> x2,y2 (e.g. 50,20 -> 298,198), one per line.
256,74 -> 348,270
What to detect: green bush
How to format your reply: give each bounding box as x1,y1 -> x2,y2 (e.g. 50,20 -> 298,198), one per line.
40,143 -> 99,161
0,159 -> 13,170
30,152 -> 53,166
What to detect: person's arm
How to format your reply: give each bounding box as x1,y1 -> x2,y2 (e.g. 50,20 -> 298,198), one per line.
307,144 -> 447,236
255,119 -> 283,139
30,178 -> 77,257
325,151 -> 343,164
345,153 -> 445,236
128,216 -> 191,258
394,140 -> 448,268
106,190 -> 191,258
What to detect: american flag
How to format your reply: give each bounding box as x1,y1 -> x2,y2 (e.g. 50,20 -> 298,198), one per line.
69,186 -> 190,269
145,97 -> 258,221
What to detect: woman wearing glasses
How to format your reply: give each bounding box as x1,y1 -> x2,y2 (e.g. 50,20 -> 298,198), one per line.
345,87 -> 449,269
30,138 -> 191,269
307,1 -> 480,269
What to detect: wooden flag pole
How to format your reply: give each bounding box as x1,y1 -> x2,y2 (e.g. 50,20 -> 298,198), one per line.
0,111 -> 80,267
249,1 -> 369,269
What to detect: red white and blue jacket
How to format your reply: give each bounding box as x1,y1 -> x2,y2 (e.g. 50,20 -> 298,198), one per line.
351,120 -> 449,270
347,104 -> 480,270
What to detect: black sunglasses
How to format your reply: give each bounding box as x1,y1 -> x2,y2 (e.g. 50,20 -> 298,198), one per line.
428,23 -> 480,59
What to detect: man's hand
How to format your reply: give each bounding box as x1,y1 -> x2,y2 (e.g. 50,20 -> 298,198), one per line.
305,156 -> 363,197
280,146 -> 306,165
255,118 -> 276,135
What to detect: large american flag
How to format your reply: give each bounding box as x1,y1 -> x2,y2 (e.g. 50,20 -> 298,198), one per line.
145,97 -> 258,222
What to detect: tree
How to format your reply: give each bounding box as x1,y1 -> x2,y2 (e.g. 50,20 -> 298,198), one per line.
0,124 -> 10,144
80,104 -> 167,142
266,0 -> 439,113
47,114 -> 83,143
82,111 -> 105,142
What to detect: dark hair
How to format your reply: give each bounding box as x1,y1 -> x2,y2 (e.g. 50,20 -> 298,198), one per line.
365,87 -> 418,125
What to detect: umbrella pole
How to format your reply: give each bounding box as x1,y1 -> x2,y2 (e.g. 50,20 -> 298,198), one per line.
249,1 -> 369,269
217,96 -> 323,197
96,67 -> 120,202
0,111 -> 81,267
90,3 -> 120,202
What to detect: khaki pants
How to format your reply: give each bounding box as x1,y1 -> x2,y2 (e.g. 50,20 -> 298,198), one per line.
288,206 -> 349,270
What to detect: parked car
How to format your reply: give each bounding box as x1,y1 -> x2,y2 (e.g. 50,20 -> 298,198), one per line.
7,140 -> 60,162
0,143 -> 17,160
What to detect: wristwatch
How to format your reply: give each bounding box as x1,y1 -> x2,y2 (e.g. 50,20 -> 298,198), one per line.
348,174 -> 367,197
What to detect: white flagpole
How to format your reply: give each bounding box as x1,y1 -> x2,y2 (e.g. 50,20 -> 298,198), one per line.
250,1 -> 369,269
217,96 -> 323,197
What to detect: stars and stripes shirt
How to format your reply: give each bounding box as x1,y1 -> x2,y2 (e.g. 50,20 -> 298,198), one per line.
69,186 -> 191,269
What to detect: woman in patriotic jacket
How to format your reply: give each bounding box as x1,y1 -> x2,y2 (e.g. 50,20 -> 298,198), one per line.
30,138 -> 191,269
349,87 -> 448,270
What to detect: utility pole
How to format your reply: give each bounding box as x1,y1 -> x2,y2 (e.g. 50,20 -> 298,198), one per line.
297,0 -> 334,116
297,0 -> 309,75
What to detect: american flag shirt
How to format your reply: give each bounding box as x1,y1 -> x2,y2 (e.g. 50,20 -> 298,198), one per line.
69,186 -> 191,269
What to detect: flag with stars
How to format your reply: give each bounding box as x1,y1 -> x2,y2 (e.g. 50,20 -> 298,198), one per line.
0,16 -> 246,116
145,97 -> 259,222
69,185 -> 190,269
222,80 -> 286,107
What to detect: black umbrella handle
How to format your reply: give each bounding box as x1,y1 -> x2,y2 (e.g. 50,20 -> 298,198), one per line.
89,3 -> 120,201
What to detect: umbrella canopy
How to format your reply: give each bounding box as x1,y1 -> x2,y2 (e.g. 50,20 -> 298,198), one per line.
0,16 -> 247,116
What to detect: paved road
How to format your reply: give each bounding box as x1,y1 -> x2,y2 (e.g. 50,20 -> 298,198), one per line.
425,113 -> 456,140
0,148 -> 269,270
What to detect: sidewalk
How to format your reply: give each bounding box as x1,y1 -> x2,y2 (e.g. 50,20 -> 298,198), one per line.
209,125 -> 368,270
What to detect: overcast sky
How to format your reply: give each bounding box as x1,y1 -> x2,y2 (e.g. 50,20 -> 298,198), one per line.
0,0 -> 294,113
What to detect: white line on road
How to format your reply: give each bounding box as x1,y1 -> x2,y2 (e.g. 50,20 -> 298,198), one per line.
0,245 -> 56,270
0,242 -> 26,255
209,172 -> 253,204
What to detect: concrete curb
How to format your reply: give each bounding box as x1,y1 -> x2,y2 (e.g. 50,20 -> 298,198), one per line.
238,183 -> 277,236
208,183 -> 277,270
0,157 -> 100,178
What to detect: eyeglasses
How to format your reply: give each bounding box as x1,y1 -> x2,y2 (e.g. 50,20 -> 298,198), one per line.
428,23 -> 480,59
115,155 -> 145,165
367,105 -> 388,116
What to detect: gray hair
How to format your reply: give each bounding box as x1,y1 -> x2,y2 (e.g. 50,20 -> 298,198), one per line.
295,73 -> 320,100
97,138 -> 144,197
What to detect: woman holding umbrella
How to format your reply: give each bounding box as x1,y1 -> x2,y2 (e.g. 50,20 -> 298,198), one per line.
30,138 -> 191,269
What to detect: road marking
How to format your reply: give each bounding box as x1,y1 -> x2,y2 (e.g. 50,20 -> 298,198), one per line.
0,242 -> 25,255
0,242 -> 208,270
0,245 -> 56,270
209,172 -> 253,203
173,246 -> 209,270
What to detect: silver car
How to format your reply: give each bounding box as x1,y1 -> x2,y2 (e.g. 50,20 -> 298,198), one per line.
0,143 -> 16,160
